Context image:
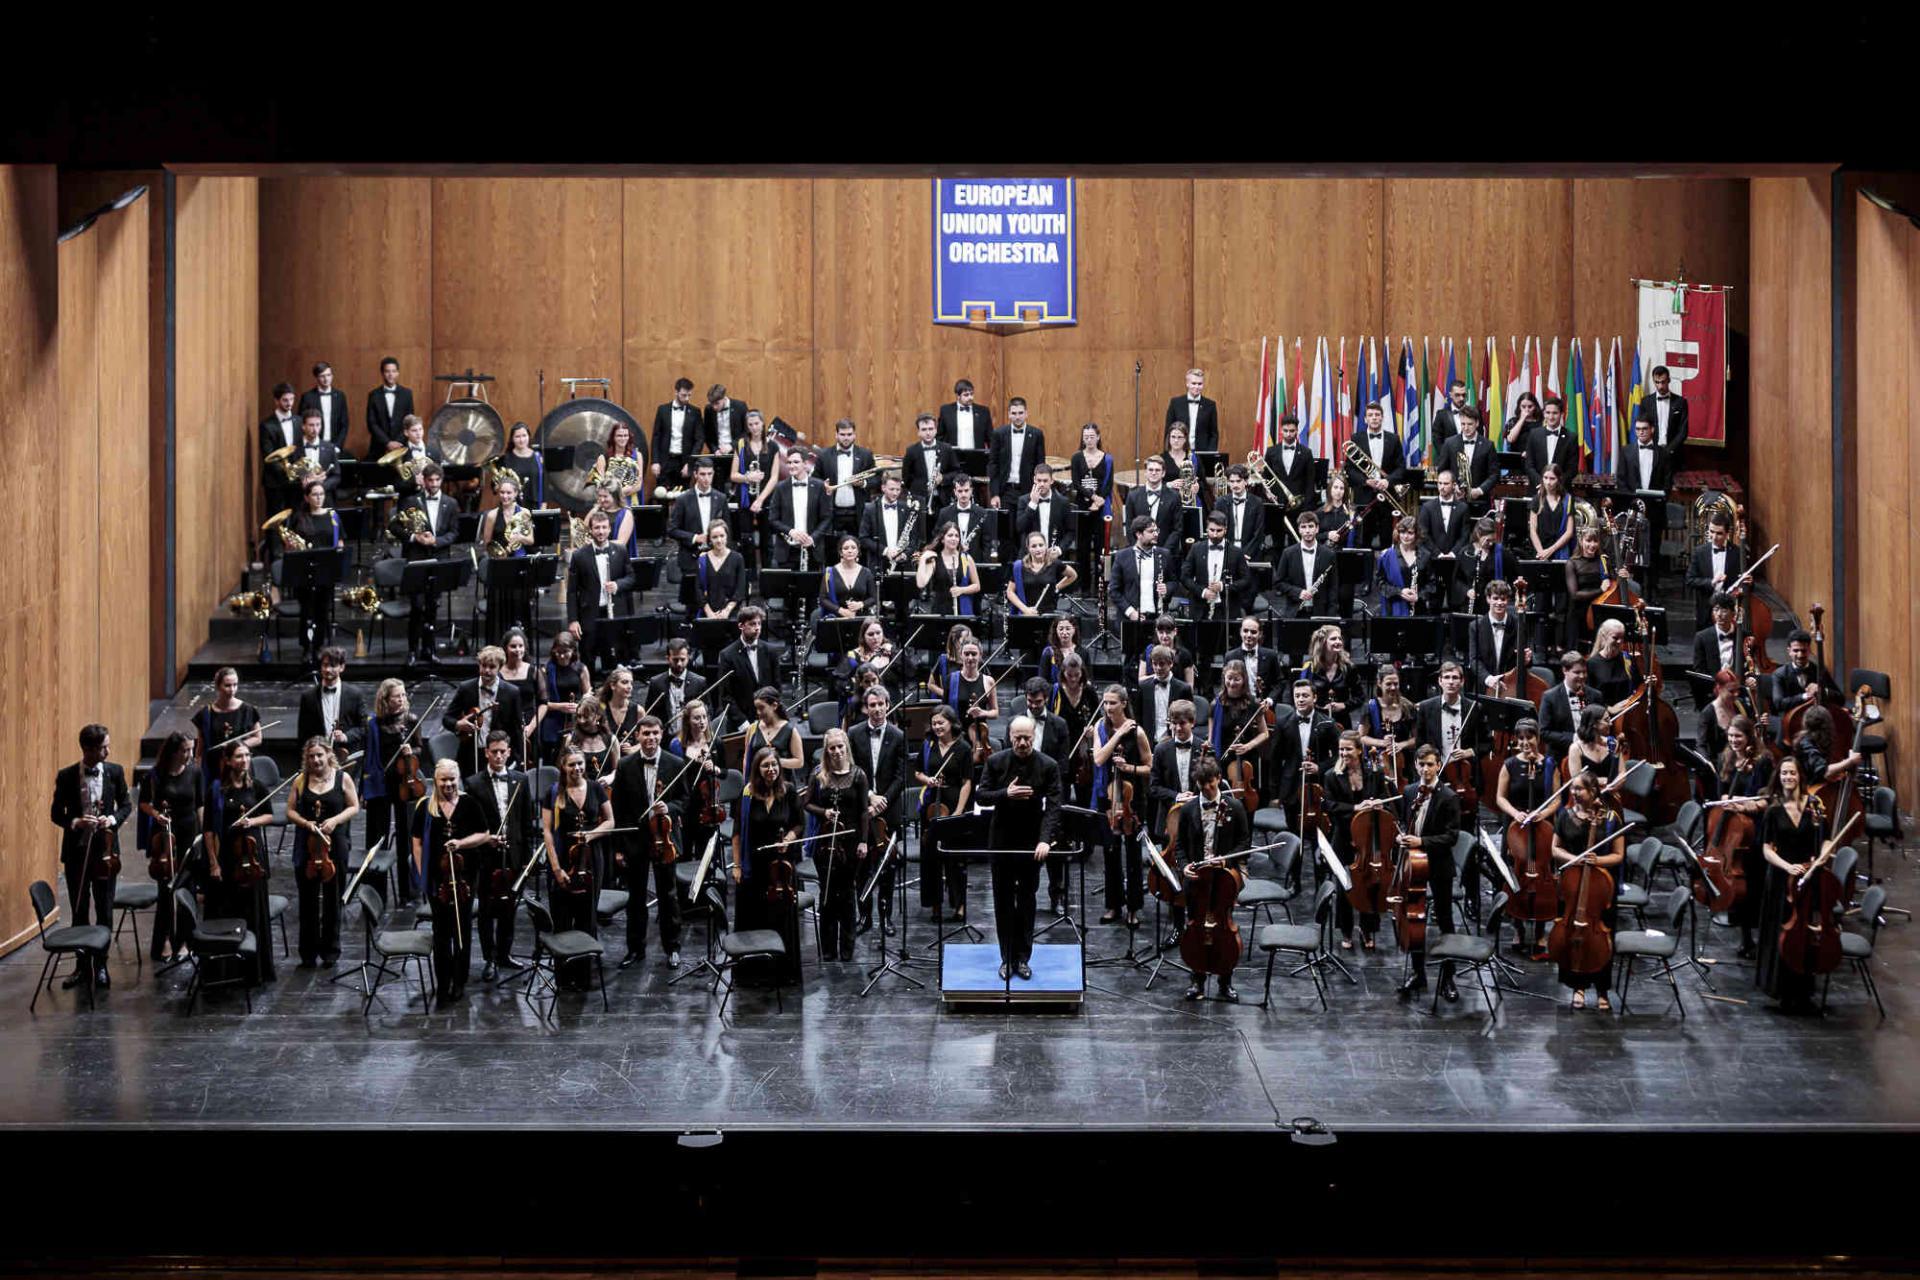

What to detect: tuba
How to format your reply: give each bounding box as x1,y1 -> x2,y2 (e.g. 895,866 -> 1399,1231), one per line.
1342,439 -> 1415,522
489,506 -> 534,558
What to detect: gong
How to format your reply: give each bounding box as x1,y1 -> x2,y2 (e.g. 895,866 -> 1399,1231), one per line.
541,396 -> 644,514
427,398 -> 506,466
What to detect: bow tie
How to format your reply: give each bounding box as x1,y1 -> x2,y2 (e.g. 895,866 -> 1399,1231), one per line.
670,676 -> 685,686
86,766 -> 102,777
1232,498 -> 1245,506
490,773 -> 508,783
885,504 -> 897,511
1156,680 -> 1169,689
641,756 -> 660,767
1175,741 -> 1192,750
1188,397 -> 1201,404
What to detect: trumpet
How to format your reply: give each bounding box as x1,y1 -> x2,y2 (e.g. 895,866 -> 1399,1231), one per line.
1342,439 -> 1415,522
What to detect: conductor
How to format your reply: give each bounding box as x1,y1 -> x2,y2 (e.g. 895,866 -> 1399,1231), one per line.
975,715 -> 1062,981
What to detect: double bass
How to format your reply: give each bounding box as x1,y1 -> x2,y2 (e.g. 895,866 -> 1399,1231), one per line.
1177,803 -> 1250,980
1777,800 -> 1861,976
1807,685 -> 1874,840
1506,762 -> 1575,927
1731,505 -> 1778,674
1614,599 -> 1689,825
1780,604 -> 1848,746
1544,806 -> 1620,978
1389,786 -> 1431,953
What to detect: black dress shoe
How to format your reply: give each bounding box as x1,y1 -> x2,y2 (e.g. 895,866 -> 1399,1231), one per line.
495,956 -> 525,972
96,969 -> 110,989
856,917 -> 872,936
1220,984 -> 1239,1003
1184,981 -> 1204,1000
666,951 -> 681,969
999,962 -> 1012,980
1397,973 -> 1427,999
838,947 -> 855,962
1439,976 -> 1460,1004
883,918 -> 897,937
481,963 -> 498,982
61,971 -> 85,989
1161,930 -> 1182,951
618,953 -> 639,970
1015,962 -> 1032,980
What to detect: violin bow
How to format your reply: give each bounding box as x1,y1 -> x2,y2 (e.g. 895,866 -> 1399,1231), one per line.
209,720 -> 283,754
381,693 -> 443,775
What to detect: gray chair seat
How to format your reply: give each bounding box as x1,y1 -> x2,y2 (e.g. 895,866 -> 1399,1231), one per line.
543,930 -> 605,961
1612,928 -> 1679,960
1865,814 -> 1897,837
267,894 -> 291,921
113,882 -> 159,909
46,924 -> 112,952
376,929 -> 434,957
1840,932 -> 1873,960
720,929 -> 786,959
1255,922 -> 1321,953
414,902 -> 434,927
1616,883 -> 1651,908
1427,932 -> 1494,965
796,890 -> 818,911
1250,808 -> 1290,834
1239,878 -> 1289,906
596,889 -> 631,920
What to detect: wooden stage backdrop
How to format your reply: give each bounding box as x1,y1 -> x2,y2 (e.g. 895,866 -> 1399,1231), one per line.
257,177 -> 1749,464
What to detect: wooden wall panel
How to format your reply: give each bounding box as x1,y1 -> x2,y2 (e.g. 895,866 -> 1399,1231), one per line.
812,179 -> 1001,458
1572,179 -> 1750,341
622,178 -> 814,450
0,166 -> 62,952
258,177 -> 432,465
1853,195 -> 1917,803
175,176 -> 259,686
1746,178 -> 1832,619
1194,180 -> 1384,461
432,178 -> 621,439
1002,180 -> 1193,466
95,197 -> 151,740
57,231 -> 101,747
1383,179 -> 1573,344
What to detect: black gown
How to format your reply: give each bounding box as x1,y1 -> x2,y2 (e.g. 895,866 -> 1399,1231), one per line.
290,773 -> 351,966
209,778 -> 274,983
1322,765 -> 1384,936
547,780 -> 608,990
1755,802 -> 1822,1005
734,784 -> 805,984
1717,755 -> 1776,931
806,770 -> 870,959
415,797 -> 472,1000
1551,806 -> 1620,994
143,764 -> 206,958
918,737 -> 974,911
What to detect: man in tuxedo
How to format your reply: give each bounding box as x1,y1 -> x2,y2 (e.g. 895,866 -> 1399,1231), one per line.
859,471 -> 921,574
443,646 -> 526,775
1014,463 -> 1073,558
1614,416 -> 1674,589
703,383 -> 747,459
937,377 -> 992,452
902,413 -> 955,510
1469,580 -> 1530,697
1415,661 -> 1491,768
988,398 -> 1044,509
851,687 -> 909,934
1110,516 -> 1170,656
1273,510 -> 1335,618
385,414 -> 443,499
1018,678 -> 1075,915
1683,515 -> 1746,631
612,717 -> 693,971
1416,470 -> 1472,556
822,418 -> 878,533
1433,407 -> 1496,514
286,408 -> 342,504
1522,396 -> 1582,487
1132,646 -> 1195,745
974,716 -> 1062,981
297,646 -> 368,763
1170,758 -> 1252,1001
935,473 -> 996,562
1148,700 -> 1205,841
364,356 -> 414,457
299,361 -> 350,452
1272,680 -> 1339,841
768,448 -> 831,569
1122,456 -> 1182,547
716,607 -> 777,729
452,731 -> 541,981
667,456 -> 726,586
1166,367 -> 1219,452
1226,616 -> 1287,702
1182,510 -> 1251,680
1345,403 -> 1410,549
1769,629 -> 1825,744
49,723 -> 131,988
1634,365 -> 1690,451
1396,745 -> 1462,1002
646,639 -> 710,743
1213,465 -> 1269,589
1691,592 -> 1751,697
1428,379 -> 1469,449
652,377 -> 700,489
1261,414 -> 1317,536
259,381 -> 303,513
1536,651 -> 1590,762
396,462 -> 458,664
566,509 -> 635,676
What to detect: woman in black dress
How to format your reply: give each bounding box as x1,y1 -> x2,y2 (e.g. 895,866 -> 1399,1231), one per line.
1159,422 -> 1208,514
283,477 -> 343,663
1316,472 -> 1359,553
1038,616 -> 1082,686
941,637 -> 999,747
925,623 -> 976,698
414,759 -> 472,1002
1756,755 -> 1826,1013
602,666 -> 643,763
592,420 -> 647,510
1528,464 -> 1574,654
1211,658 -> 1270,795
1549,772 -> 1625,1011
139,731 -> 205,963
1375,517 -> 1428,618
1049,654 -> 1098,810
915,707 -> 975,919
1714,714 -> 1776,960
746,687 -> 806,784
1005,530 -> 1077,615
534,631 -> 590,766
208,742 -> 275,983
1505,390 -> 1543,457
1069,422 -> 1115,587
288,735 -> 360,968
1563,524 -> 1610,651
1302,625 -> 1356,727
734,746 -> 806,984
478,475 -> 535,642
1562,704 -> 1626,794
806,729 -> 871,960
564,694 -> 620,788
1694,669 -> 1745,764
1585,618 -> 1637,711
499,421 -> 545,507
500,628 -> 541,758
360,677 -> 422,904
1322,730 -> 1385,949
192,666 -> 264,782
543,746 -> 614,991
820,534 -> 878,621
692,519 -> 747,620
1494,719 -> 1560,959
914,521 -> 982,619
1358,663 -> 1417,788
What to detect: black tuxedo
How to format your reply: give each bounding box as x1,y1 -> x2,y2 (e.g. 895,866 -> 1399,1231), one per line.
1224,645 -> 1286,701
364,383 -> 415,455
1691,623 -> 1751,685
1400,780 -> 1462,979
1180,538 -> 1252,614
1433,433 -> 1496,503
1429,403 -> 1466,448
1110,544 -> 1171,625
1416,497 -> 1472,556
442,679 -> 526,773
975,747 -> 1063,966
850,717 -> 912,922
567,541 -> 636,670
1213,494 -> 1268,564
1271,709 -> 1339,811
1468,613 -> 1526,693
1415,695 -> 1490,760
1536,683 -> 1591,762
297,682 -> 368,760
1173,793 -> 1251,870
651,400 -> 702,479
1149,735 -> 1208,834
937,401 -> 993,451
453,769 -> 541,964
1262,442 -> 1317,513
1014,491 -> 1073,552
299,387 -> 351,449
1132,676 -> 1196,746
858,498 -> 924,567
767,479 -> 833,568
1274,541 -> 1336,618
1123,484 -> 1182,545
1684,542 -> 1747,630
1165,394 -> 1220,452
1614,439 -> 1673,497
397,490 -> 459,654
612,749 -> 694,959
269,439 -> 342,506
1634,391 -> 1690,451
51,760 -> 132,930
934,502 -> 997,561
821,445 -> 879,524
1523,427 -> 1581,485
667,487 -> 728,572
703,401 -> 748,456
717,638 -> 780,726
258,412 -> 302,461
1344,429 -> 1410,492
902,439 -> 956,505
989,424 -> 1046,502
645,671 -> 710,740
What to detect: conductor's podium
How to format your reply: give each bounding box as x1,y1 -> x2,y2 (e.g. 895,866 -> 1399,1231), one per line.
941,943 -> 1084,1006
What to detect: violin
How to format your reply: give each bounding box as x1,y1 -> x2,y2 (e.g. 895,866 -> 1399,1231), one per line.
1544,807 -> 1619,977
693,752 -> 727,828
86,809 -> 122,882
555,827 -> 594,899
1345,789 -> 1396,919
436,842 -> 471,904
649,801 -> 680,865
302,794 -> 337,883
147,816 -> 176,883
1778,806 -> 1859,976
395,743 -> 426,803
1148,803 -> 1184,903
231,829 -> 266,887
767,847 -> 798,906
1388,786 -> 1431,953
1178,829 -> 1249,979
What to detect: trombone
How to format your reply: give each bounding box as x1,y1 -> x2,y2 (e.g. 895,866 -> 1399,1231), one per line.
1342,439 -> 1415,522
1245,449 -> 1298,512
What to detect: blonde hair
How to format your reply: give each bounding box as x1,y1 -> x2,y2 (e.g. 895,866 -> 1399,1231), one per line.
375,677 -> 407,717
1588,618 -> 1627,659
476,645 -> 507,668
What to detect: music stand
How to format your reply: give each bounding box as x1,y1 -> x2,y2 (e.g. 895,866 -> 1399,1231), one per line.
1364,616 -> 1443,665
1593,602 -> 1667,646
1276,615 -> 1339,663
1005,613 -> 1058,666
1335,548 -> 1372,612
542,444 -> 578,475
530,510 -> 567,548
284,547 -> 346,653
924,811 -> 986,951
880,572 -> 920,629
951,447 -> 989,483
858,830 -> 924,995
1468,830 -> 1554,998
1034,805 -> 1096,946
692,618 -> 735,668
444,465 -> 484,511
1664,834 -> 1726,988
813,617 -> 867,658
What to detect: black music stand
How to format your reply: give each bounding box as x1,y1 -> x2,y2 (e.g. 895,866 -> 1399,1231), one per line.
1033,805 -> 1096,946
542,444 -> 578,476
599,617 -> 658,670
398,560 -> 444,662
530,510 -> 567,549
973,561 -> 1007,615
880,571 -> 920,630
1335,548 -> 1372,614
923,811 -> 986,951
283,547 -> 346,654
482,557 -> 538,644
1364,615 -> 1443,665
758,569 -> 813,638
858,830 -> 923,996
1276,615 -> 1340,664
908,614 -> 975,656
629,505 -> 667,541
1593,602 -> 1667,645
951,447 -> 989,482
813,617 -> 867,658
692,618 -> 735,668
444,465 -> 484,512
1006,613 -> 1058,667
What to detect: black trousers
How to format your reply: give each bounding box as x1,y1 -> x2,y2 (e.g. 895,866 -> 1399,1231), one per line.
406,586 -> 442,654
295,869 -> 342,965
64,862 -> 115,937
815,849 -> 860,958
991,850 -> 1043,966
362,797 -> 408,903
918,828 -> 968,911
578,610 -> 619,678
476,886 -> 516,964
627,858 -> 681,958
1407,847 -> 1456,982
1102,831 -> 1144,913
430,893 -> 475,997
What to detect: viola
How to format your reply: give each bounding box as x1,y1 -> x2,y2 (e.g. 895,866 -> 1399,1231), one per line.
1345,791 -> 1396,919
1696,801 -> 1752,913
1731,504 -> 1778,674
554,831 -> 593,899
148,818 -> 176,883
694,756 -> 727,828
303,810 -> 336,884
1224,755 -> 1259,817
1109,772 -> 1142,838
967,718 -> 993,767
436,844 -> 471,904
1778,809 -> 1859,975
87,820 -> 122,882
1544,809 -> 1619,977
767,854 -> 798,906
1178,845 -> 1249,979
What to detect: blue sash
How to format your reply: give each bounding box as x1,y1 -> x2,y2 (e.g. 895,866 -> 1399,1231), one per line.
1378,549 -> 1411,617
363,718 -> 386,800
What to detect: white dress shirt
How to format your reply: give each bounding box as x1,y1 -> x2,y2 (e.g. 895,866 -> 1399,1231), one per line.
669,404 -> 688,454
835,450 -> 857,508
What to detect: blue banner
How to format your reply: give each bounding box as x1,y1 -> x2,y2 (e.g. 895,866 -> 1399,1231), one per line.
932,178 -> 1077,326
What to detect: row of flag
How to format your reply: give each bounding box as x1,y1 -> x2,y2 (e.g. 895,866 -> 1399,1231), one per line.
1252,334 -> 1652,476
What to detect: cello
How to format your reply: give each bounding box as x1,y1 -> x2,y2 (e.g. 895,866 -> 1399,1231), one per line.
1730,505 -> 1778,674
1616,598 -> 1690,825
1695,798 -> 1752,913
1807,685 -> 1874,839
1177,802 -> 1251,981
1777,800 -> 1860,976
1544,805 -> 1622,981
1506,761 -> 1576,928
1345,794 -> 1398,920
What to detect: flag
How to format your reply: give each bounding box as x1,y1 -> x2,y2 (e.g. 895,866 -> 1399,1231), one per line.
1376,336 -> 1395,434
1337,337 -> 1352,450
1604,336 -> 1622,475
1254,337 -> 1275,452
1589,338 -> 1606,473
1500,335 -> 1523,449
1638,281 -> 1728,446
1308,336 -> 1332,458
1354,337 -> 1373,444
1401,337 -> 1422,467
1436,337 -> 1455,429
1273,337 -> 1289,453
1485,335 -> 1504,453
1565,339 -> 1588,469
1419,337 -> 1433,458
1546,336 -> 1562,408
1463,337 -> 1478,418
1625,337 -> 1646,443
1293,337 -> 1306,430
